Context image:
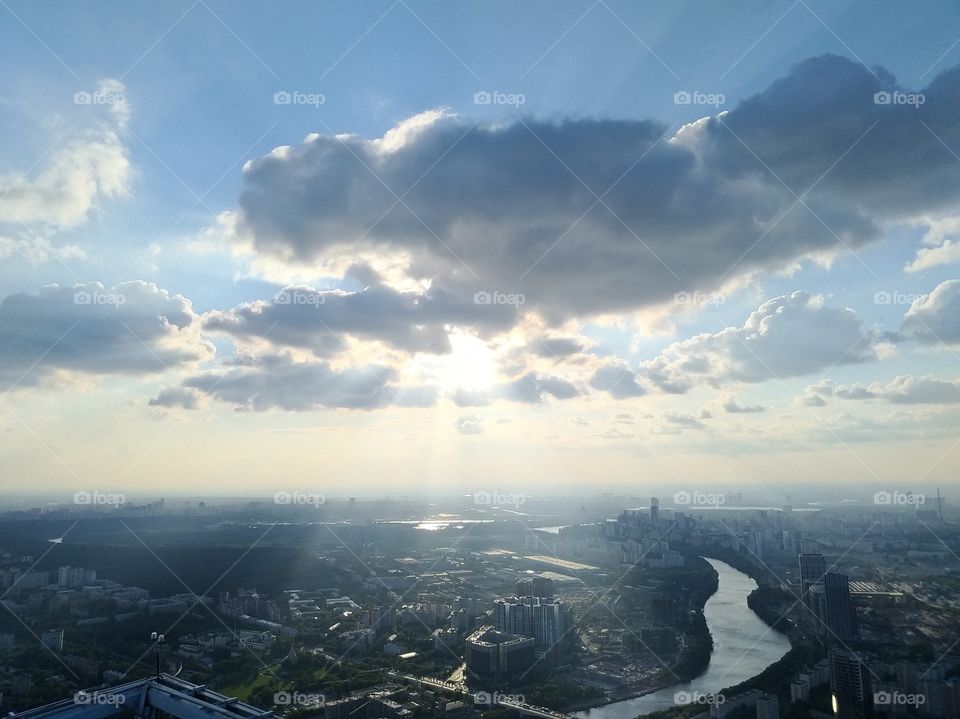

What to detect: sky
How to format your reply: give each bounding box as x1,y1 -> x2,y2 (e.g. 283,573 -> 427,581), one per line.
2,0 -> 960,500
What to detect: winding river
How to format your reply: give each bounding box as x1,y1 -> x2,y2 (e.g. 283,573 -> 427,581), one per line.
575,558 -> 791,719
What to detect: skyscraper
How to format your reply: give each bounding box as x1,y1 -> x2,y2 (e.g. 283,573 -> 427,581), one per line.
823,572 -> 858,640
494,596 -> 569,653
829,647 -> 872,719
650,496 -> 659,524
798,553 -> 826,609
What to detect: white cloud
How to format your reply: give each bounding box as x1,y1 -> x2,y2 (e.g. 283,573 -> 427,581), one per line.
640,291 -> 880,393
902,279 -> 960,344
0,79 -> 130,232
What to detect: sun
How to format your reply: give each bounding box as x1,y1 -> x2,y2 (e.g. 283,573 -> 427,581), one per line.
428,331 -> 497,392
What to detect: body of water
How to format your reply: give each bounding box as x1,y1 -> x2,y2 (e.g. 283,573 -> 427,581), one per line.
575,558 -> 791,719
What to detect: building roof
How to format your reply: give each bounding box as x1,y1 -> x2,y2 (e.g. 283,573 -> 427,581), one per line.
12,675 -> 273,719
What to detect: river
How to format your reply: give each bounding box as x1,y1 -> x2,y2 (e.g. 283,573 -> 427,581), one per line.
575,558 -> 791,719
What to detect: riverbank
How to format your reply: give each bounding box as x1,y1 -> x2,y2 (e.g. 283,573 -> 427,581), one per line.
572,558 -> 793,719
563,557 -> 719,713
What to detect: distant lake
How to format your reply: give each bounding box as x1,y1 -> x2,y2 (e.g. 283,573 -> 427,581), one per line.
574,558 -> 791,719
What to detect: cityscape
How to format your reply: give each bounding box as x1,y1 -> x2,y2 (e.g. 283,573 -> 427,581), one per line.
2,2 -> 960,719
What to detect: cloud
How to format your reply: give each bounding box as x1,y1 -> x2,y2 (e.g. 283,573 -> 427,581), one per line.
496,372 -> 580,404
0,79 -> 130,231
905,216 -> 960,272
0,282 -> 211,390
181,353 -> 435,412
722,395 -> 766,413
901,279 -> 960,344
529,336 -> 587,358
228,56 -> 960,326
454,414 -> 484,435
149,386 -> 202,409
640,291 -> 880,393
805,375 -> 960,405
204,282 -> 517,356
590,363 -> 647,398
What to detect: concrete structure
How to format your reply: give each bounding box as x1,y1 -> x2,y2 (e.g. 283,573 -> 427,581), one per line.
798,553 -> 826,608
823,572 -> 857,640
829,647 -> 872,719
464,625 -> 535,679
11,675 -> 272,719
494,596 -> 569,653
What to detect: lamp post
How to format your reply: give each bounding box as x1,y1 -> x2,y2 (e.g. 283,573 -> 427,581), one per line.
150,632 -> 165,679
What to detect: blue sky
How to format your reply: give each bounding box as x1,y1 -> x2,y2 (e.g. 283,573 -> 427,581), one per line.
2,1 -> 960,498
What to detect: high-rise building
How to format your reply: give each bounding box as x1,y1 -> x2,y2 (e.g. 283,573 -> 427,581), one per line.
516,576 -> 555,599
757,694 -> 780,719
650,497 -> 659,524
464,625 -> 535,679
823,572 -> 857,640
829,648 -> 872,719
40,629 -> 64,652
494,596 -> 569,653
798,553 -> 826,608
756,693 -> 780,719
